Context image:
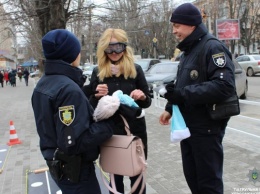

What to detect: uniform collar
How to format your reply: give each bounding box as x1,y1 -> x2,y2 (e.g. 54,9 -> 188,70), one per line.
44,60 -> 85,87
177,23 -> 208,53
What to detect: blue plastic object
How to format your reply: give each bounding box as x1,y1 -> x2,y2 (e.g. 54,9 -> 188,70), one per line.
170,105 -> 190,143
113,90 -> 139,108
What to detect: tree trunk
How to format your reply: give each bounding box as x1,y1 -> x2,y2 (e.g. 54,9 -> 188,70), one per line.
35,0 -> 66,36
49,0 -> 66,31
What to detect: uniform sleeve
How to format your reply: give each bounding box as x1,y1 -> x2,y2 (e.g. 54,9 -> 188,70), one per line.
178,40 -> 236,105
56,85 -> 114,155
135,65 -> 152,108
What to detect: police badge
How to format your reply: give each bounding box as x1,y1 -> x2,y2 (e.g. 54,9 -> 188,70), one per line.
59,105 -> 75,126
247,167 -> 260,184
212,52 -> 226,67
190,70 -> 199,80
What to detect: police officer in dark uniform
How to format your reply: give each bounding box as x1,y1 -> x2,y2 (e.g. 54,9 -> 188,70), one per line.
31,29 -> 115,194
159,3 -> 236,194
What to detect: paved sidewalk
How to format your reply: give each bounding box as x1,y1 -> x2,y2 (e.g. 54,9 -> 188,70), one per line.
0,77 -> 259,194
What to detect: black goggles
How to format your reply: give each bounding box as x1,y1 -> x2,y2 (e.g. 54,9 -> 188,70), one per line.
104,42 -> 127,54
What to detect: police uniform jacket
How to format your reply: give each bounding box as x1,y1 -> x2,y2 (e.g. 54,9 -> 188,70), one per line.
165,23 -> 236,134
83,64 -> 151,157
31,60 -> 114,162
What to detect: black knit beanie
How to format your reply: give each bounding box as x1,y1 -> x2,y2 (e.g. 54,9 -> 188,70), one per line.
42,29 -> 81,64
170,3 -> 202,26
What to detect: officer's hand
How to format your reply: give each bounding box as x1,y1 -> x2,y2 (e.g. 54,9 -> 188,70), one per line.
159,111 -> 171,125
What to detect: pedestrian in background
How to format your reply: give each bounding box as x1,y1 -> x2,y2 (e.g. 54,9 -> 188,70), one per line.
17,69 -> 23,82
0,71 -> 4,87
159,3 -> 236,194
9,69 -> 16,87
23,68 -> 29,86
31,29 -> 115,194
83,28 -> 151,194
4,70 -> 9,85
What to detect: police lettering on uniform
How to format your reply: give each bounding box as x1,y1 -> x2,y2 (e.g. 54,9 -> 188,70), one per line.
159,3 -> 236,194
31,29 -> 115,194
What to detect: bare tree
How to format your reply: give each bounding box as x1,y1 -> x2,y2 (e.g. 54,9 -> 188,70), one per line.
103,0 -> 178,59
2,0 -> 257,63
239,0 -> 260,54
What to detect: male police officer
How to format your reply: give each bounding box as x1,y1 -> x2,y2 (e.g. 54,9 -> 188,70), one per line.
32,29 -> 115,194
159,3 -> 236,194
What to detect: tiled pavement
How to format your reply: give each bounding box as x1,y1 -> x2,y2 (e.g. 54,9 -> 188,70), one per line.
0,78 -> 259,194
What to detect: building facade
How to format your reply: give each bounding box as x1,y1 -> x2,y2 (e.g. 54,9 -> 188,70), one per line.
193,0 -> 260,55
0,3 -> 17,70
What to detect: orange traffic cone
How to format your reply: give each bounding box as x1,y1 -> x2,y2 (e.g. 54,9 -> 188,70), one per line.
7,120 -> 21,146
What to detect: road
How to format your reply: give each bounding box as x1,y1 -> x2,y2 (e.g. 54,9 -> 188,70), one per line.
246,76 -> 260,101
0,77 -> 260,194
151,75 -> 260,193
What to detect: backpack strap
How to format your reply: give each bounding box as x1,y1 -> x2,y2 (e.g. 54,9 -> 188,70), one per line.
99,115 -> 147,194
100,170 -> 146,194
119,114 -> 131,136
99,148 -> 147,194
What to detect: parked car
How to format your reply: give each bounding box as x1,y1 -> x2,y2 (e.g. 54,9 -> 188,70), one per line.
135,58 -> 161,72
30,70 -> 40,78
149,60 -> 248,99
235,54 -> 260,76
144,61 -> 179,95
233,59 -> 248,99
83,65 -> 97,80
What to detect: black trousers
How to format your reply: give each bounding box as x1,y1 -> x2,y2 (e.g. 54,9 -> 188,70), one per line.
53,163 -> 101,194
180,129 -> 225,194
24,77 -> 29,86
109,174 -> 146,194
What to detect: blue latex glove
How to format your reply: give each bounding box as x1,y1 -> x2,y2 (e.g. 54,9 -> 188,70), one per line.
112,90 -> 139,108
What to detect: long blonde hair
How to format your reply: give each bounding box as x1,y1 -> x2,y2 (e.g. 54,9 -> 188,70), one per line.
96,28 -> 136,81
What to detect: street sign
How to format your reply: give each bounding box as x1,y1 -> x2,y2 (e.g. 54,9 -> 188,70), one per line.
153,37 -> 157,43
216,19 -> 240,40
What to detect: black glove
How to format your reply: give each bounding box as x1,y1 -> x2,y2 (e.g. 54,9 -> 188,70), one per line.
165,82 -> 175,92
164,88 -> 183,105
118,104 -> 142,120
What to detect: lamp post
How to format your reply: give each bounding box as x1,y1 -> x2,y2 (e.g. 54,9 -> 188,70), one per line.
152,36 -> 157,59
30,57 -> 33,72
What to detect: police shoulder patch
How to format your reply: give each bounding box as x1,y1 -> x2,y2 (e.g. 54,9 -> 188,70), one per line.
212,52 -> 226,67
59,105 -> 75,126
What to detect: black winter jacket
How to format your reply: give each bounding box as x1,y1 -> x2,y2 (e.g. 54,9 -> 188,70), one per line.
165,23 -> 236,134
82,64 -> 151,157
0,72 -> 3,82
31,60 -> 114,162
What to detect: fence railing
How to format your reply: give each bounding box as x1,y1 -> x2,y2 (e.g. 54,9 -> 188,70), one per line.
152,84 -> 260,109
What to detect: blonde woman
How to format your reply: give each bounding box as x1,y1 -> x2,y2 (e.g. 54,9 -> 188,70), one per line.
83,28 -> 151,194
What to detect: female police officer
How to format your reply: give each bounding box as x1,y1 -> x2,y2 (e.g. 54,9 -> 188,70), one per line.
31,29 -> 115,194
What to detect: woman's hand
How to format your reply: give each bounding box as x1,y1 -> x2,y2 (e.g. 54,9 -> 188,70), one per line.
130,89 -> 146,101
95,84 -> 108,98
